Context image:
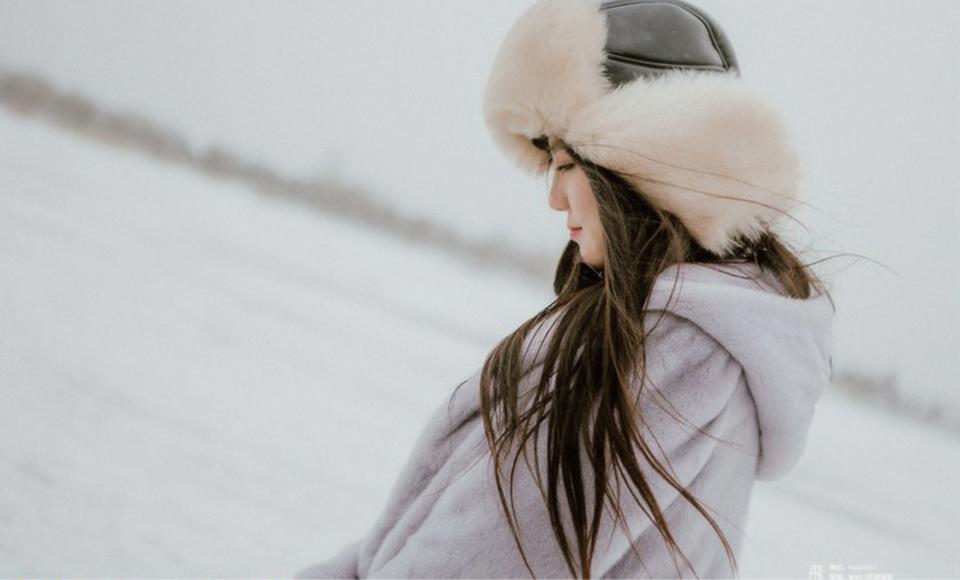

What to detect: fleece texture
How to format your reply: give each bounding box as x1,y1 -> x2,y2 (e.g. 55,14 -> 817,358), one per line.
481,0 -> 803,257
295,261 -> 835,578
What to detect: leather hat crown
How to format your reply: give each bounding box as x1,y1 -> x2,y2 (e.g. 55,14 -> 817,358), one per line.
482,0 -> 802,257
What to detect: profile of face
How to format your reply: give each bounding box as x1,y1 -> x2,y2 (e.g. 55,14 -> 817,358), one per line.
547,146 -> 606,269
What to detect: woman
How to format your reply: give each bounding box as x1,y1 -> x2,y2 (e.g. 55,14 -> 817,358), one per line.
296,0 -> 835,577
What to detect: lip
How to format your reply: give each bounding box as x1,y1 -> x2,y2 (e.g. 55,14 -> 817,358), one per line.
569,227 -> 582,237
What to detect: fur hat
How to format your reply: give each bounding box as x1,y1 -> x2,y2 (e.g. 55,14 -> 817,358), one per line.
482,0 -> 802,257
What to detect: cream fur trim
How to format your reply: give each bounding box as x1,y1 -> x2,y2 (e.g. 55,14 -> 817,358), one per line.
482,0 -> 802,256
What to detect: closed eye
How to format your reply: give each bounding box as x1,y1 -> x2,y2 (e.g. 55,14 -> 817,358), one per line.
556,162 -> 575,172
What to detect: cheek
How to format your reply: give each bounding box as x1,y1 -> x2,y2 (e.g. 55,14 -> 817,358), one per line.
569,179 -> 596,216
586,228 -> 603,254
582,210 -> 604,254
574,187 -> 602,239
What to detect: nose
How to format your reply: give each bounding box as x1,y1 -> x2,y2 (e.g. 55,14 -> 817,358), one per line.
548,181 -> 568,212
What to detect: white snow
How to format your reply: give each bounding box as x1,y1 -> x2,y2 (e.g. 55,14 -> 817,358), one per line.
1,106 -> 956,577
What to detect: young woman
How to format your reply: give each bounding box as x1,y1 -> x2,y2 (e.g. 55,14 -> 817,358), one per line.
297,0 -> 835,577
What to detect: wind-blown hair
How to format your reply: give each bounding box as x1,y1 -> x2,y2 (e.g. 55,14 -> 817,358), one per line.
456,138 -> 829,578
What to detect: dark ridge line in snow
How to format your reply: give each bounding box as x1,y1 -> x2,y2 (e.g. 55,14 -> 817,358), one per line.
832,368 -> 960,438
183,225 -> 508,354
0,66 -> 557,284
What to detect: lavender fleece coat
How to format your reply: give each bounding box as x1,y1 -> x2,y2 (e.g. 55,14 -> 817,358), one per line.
295,261 -> 835,578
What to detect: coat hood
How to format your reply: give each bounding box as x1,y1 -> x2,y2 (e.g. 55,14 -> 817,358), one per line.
641,261 -> 835,480
515,261 -> 835,481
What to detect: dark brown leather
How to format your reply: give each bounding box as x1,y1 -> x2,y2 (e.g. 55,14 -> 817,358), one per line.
599,0 -> 740,84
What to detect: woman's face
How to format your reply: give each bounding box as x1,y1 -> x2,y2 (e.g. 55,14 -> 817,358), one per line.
548,146 -> 605,269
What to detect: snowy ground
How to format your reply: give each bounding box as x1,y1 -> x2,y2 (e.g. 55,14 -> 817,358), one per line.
0,109 -> 956,578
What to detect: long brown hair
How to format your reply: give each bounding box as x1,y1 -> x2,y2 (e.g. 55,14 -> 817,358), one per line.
458,138 -> 832,578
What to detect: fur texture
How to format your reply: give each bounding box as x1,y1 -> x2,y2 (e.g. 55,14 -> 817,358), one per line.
294,262 -> 835,578
482,0 -> 803,257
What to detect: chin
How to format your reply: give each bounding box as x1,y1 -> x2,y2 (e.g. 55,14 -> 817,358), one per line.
579,248 -> 601,268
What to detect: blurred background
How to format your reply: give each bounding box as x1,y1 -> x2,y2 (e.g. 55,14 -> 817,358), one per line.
0,0 -> 957,577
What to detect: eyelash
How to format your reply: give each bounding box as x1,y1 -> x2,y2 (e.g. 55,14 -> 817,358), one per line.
556,162 -> 575,173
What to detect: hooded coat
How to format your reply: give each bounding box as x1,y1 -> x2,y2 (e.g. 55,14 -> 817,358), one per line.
295,260 -> 835,578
